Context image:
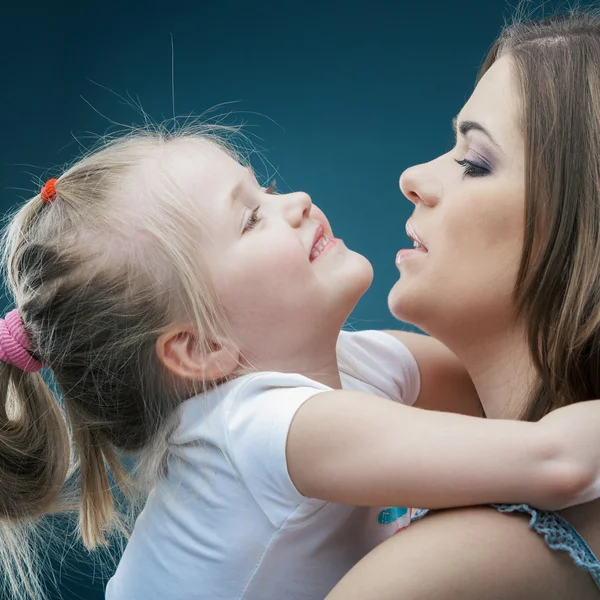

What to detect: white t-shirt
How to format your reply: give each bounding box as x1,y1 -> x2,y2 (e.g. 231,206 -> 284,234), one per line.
105,330 -> 420,600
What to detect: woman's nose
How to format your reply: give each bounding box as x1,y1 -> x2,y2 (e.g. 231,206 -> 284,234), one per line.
399,163 -> 440,207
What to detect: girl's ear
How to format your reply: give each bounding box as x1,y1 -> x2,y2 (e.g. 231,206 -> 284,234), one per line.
156,328 -> 240,382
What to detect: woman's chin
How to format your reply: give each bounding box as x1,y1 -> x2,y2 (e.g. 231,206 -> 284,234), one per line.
388,278 -> 424,326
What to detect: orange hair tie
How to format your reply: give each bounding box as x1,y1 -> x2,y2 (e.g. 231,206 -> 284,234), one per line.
41,178 -> 57,204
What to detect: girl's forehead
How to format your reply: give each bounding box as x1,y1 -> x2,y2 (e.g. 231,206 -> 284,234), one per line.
175,138 -> 239,170
168,139 -> 248,194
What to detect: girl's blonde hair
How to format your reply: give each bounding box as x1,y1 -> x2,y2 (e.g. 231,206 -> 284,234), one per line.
0,124 -> 243,599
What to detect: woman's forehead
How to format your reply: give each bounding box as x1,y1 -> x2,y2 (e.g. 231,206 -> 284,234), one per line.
458,57 -> 522,151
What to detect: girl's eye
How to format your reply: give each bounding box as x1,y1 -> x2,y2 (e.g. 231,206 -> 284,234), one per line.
243,207 -> 261,233
454,158 -> 490,178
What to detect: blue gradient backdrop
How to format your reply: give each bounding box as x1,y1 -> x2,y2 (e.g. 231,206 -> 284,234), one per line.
1,1 -> 594,598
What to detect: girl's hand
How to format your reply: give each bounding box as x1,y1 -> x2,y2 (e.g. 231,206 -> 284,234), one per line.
286,391 -> 599,511
537,400 -> 600,508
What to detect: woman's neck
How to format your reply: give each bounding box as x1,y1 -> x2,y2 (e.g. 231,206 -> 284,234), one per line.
451,325 -> 537,419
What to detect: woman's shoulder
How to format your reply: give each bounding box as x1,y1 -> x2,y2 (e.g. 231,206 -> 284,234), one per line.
326,505 -> 599,600
560,498 -> 600,562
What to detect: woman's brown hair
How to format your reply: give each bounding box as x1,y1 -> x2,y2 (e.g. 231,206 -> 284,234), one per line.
479,10 -> 600,420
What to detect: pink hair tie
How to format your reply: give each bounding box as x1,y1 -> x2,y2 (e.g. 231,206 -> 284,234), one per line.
0,309 -> 44,372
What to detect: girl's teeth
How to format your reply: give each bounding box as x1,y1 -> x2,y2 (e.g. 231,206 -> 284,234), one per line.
311,236 -> 331,260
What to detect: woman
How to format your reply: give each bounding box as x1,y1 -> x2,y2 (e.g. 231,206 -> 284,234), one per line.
328,11 -> 600,600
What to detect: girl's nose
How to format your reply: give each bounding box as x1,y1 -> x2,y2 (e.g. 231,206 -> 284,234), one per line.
282,192 -> 312,226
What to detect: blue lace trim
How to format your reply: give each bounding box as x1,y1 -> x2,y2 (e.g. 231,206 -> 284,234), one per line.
412,504 -> 600,590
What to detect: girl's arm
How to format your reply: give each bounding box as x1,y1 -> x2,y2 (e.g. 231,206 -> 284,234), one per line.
286,392 -> 600,511
325,506 -> 598,600
383,330 -> 482,416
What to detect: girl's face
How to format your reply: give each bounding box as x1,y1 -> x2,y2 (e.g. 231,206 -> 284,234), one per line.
181,142 -> 373,367
389,56 -> 526,342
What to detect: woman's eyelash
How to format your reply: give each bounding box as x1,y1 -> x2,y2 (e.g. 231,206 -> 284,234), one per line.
454,158 -> 490,178
264,180 -> 277,194
243,207 -> 261,233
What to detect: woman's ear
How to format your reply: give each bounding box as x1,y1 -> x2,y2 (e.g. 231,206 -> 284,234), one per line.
156,328 -> 240,382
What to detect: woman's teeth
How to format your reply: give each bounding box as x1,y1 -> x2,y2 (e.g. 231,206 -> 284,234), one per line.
310,235 -> 331,261
413,240 -> 423,249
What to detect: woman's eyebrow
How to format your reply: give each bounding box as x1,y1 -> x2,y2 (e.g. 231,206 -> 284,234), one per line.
452,117 -> 502,151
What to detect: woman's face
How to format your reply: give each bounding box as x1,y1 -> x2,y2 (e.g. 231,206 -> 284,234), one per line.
389,56 -> 526,341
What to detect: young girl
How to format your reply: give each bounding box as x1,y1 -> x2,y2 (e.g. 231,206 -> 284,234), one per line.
3,128 -> 600,600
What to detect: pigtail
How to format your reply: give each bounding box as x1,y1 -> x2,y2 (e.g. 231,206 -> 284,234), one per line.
0,362 -> 70,600
0,363 -> 69,518
71,425 -> 130,549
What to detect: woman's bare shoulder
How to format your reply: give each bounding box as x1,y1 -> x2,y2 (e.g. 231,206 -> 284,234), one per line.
326,506 -> 599,600
561,498 -> 600,554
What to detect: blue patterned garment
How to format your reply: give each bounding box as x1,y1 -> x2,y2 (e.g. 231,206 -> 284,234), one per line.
412,504 -> 600,590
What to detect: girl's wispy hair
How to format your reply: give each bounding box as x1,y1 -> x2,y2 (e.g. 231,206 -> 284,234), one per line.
0,117 -> 255,600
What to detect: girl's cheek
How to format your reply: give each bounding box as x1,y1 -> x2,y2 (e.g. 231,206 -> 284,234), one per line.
310,204 -> 333,234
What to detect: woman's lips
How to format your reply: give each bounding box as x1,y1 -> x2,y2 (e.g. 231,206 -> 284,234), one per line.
405,221 -> 427,251
396,246 -> 428,266
398,220 -> 428,265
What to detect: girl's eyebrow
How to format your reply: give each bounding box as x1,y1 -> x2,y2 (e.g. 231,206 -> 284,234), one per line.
229,181 -> 244,206
452,117 -> 503,152
228,168 -> 256,207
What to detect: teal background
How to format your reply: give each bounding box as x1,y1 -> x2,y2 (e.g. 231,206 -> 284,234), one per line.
1,0 -> 593,598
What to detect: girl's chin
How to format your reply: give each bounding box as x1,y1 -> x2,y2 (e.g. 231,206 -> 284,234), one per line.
348,254 -> 374,290
348,269 -> 374,305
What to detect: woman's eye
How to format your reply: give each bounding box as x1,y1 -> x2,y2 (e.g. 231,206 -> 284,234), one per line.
454,158 -> 490,178
243,207 -> 261,233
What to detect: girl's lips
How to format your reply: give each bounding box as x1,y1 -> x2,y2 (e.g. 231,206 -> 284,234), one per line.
311,224 -> 326,254
309,221 -> 340,262
311,237 -> 339,262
